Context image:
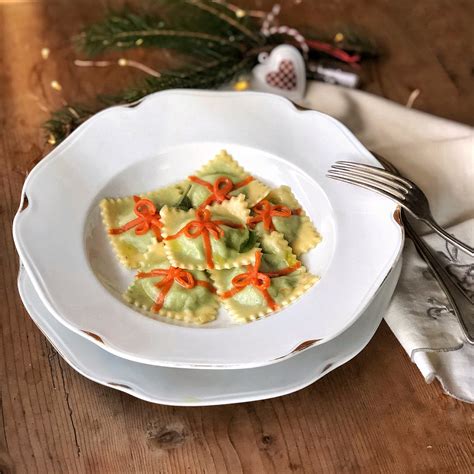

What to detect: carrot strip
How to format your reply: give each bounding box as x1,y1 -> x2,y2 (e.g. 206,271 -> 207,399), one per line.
247,200 -> 292,232
265,261 -> 301,277
137,266 -> 213,313
202,230 -> 213,269
109,217 -> 142,234
220,251 -> 287,311
165,209 -> 243,268
261,289 -> 278,311
190,174 -> 254,209
189,175 -> 213,191
152,285 -> 170,312
234,176 -> 254,189
109,196 -> 163,240
196,281 -> 216,293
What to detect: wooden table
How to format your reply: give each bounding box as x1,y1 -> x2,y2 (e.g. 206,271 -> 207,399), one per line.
1,1 -> 472,472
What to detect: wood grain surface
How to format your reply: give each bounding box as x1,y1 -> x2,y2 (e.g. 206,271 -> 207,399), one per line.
0,1 -> 473,473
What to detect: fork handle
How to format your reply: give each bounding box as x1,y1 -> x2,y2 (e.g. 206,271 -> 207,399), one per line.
405,219 -> 474,344
423,218 -> 474,258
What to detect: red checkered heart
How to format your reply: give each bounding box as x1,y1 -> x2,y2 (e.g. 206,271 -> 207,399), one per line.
265,60 -> 297,91
252,45 -> 305,99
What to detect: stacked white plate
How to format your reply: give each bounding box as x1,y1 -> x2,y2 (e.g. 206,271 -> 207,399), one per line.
13,91 -> 403,406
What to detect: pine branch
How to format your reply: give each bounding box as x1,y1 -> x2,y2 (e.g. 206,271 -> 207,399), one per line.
334,30 -> 378,57
45,1 -> 376,146
183,0 -> 263,44
43,104 -> 98,144
44,55 -> 257,144
76,11 -> 246,57
102,55 -> 255,104
160,0 -> 260,40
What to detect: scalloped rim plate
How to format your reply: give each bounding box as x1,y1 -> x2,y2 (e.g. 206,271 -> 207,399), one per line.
13,90 -> 403,368
18,260 -> 401,406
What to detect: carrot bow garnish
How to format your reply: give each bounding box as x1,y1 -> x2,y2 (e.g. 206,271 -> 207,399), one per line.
109,196 -> 163,240
165,208 -> 243,269
220,251 -> 301,311
189,175 -> 254,209
247,199 -> 302,232
137,266 -> 215,313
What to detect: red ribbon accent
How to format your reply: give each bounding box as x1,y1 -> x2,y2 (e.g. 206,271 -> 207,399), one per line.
109,196 -> 163,241
165,208 -> 243,269
137,266 -> 215,313
220,251 -> 301,311
189,175 -> 254,209
306,39 -> 361,65
247,199 -> 301,232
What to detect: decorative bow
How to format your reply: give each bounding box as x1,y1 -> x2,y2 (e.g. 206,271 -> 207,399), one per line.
137,266 -> 214,313
220,251 -> 301,311
166,208 -> 243,269
247,199 -> 294,232
109,196 -> 163,240
189,175 -> 254,209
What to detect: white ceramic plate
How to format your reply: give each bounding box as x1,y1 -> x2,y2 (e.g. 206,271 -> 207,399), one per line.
18,259 -> 401,405
13,90 -> 403,368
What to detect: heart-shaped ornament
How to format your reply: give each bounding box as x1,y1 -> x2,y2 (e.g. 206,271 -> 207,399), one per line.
251,45 -> 306,100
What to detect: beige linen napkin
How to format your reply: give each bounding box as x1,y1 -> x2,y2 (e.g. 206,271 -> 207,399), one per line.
299,82 -> 473,402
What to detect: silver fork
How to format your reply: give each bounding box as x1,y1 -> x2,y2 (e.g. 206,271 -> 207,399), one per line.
372,153 -> 474,343
327,161 -> 474,257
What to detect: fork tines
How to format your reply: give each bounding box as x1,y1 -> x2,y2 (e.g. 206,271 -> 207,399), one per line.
327,161 -> 414,202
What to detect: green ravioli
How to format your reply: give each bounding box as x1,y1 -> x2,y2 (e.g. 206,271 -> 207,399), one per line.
162,195 -> 259,270
185,150 -> 269,209
210,232 -> 318,322
101,184 -> 184,268
249,185 -> 321,256
125,242 -> 219,324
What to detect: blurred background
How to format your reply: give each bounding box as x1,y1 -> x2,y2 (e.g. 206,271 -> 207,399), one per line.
1,0 -> 472,153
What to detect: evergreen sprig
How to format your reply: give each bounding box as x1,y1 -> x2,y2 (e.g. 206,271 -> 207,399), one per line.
101,56 -> 255,104
44,56 -> 255,143
76,10 -> 249,58
75,0 -> 264,58
45,1 -> 265,143
44,0 -> 376,145
44,104 -> 98,145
